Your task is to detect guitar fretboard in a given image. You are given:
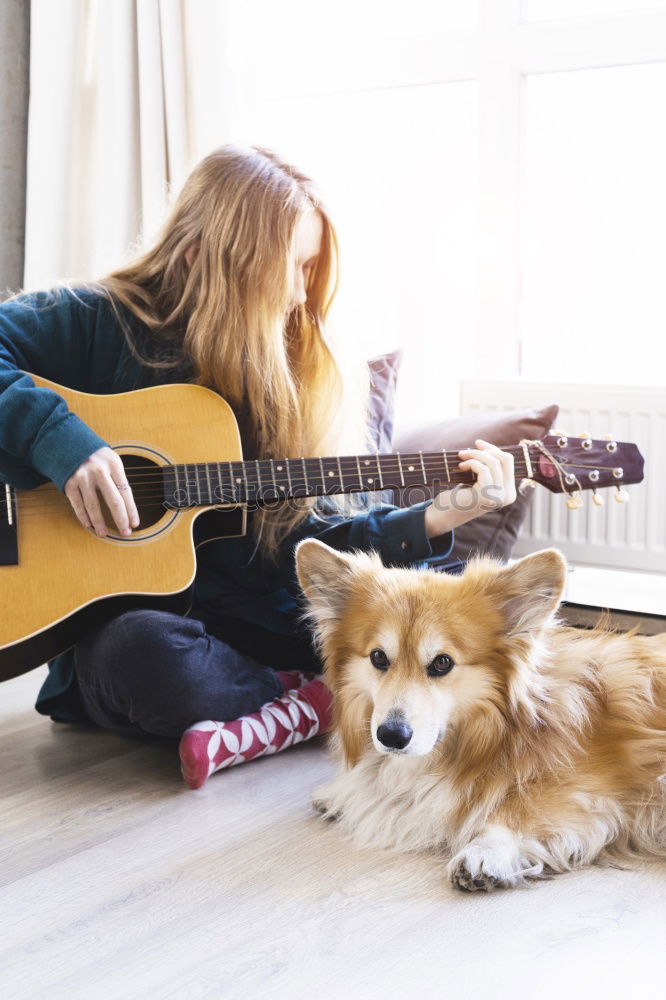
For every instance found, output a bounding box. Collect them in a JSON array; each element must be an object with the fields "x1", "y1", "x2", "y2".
[{"x1": 161, "y1": 450, "x2": 481, "y2": 509}]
